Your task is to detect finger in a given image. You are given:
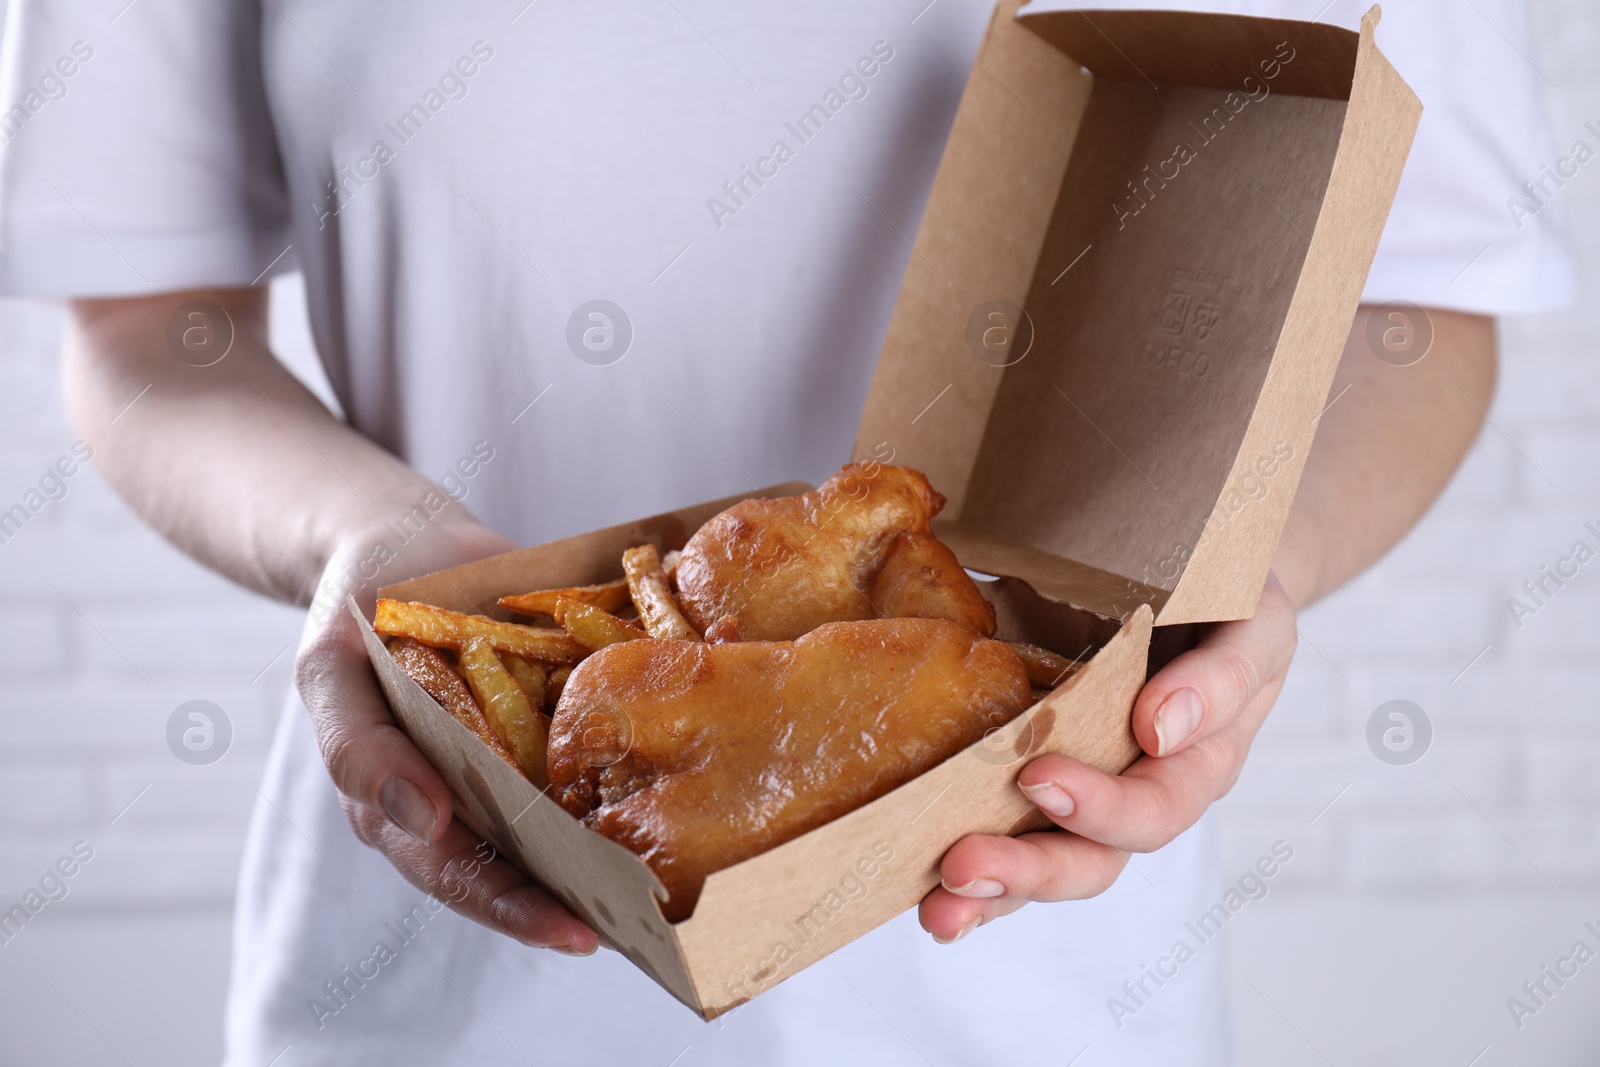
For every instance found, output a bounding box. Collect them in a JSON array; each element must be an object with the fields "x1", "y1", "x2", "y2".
[
  {"x1": 351, "y1": 801, "x2": 599, "y2": 953},
  {"x1": 942, "y1": 830, "x2": 1129, "y2": 903},
  {"x1": 919, "y1": 831, "x2": 1129, "y2": 941},
  {"x1": 299, "y1": 608, "x2": 455, "y2": 844},
  {"x1": 917, "y1": 891, "x2": 1029, "y2": 945},
  {"x1": 1132, "y1": 573, "x2": 1297, "y2": 758}
]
